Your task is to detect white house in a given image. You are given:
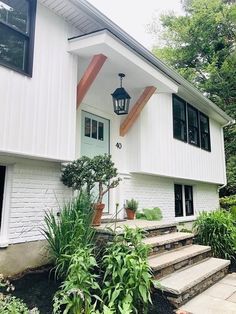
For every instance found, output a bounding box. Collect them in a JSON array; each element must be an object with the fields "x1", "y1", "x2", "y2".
[{"x1": 0, "y1": 0, "x2": 233, "y2": 275}]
